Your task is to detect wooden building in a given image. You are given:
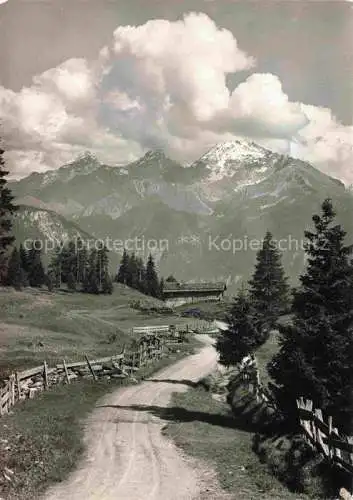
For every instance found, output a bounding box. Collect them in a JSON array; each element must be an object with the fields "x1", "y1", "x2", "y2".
[{"x1": 162, "y1": 281, "x2": 227, "y2": 307}]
